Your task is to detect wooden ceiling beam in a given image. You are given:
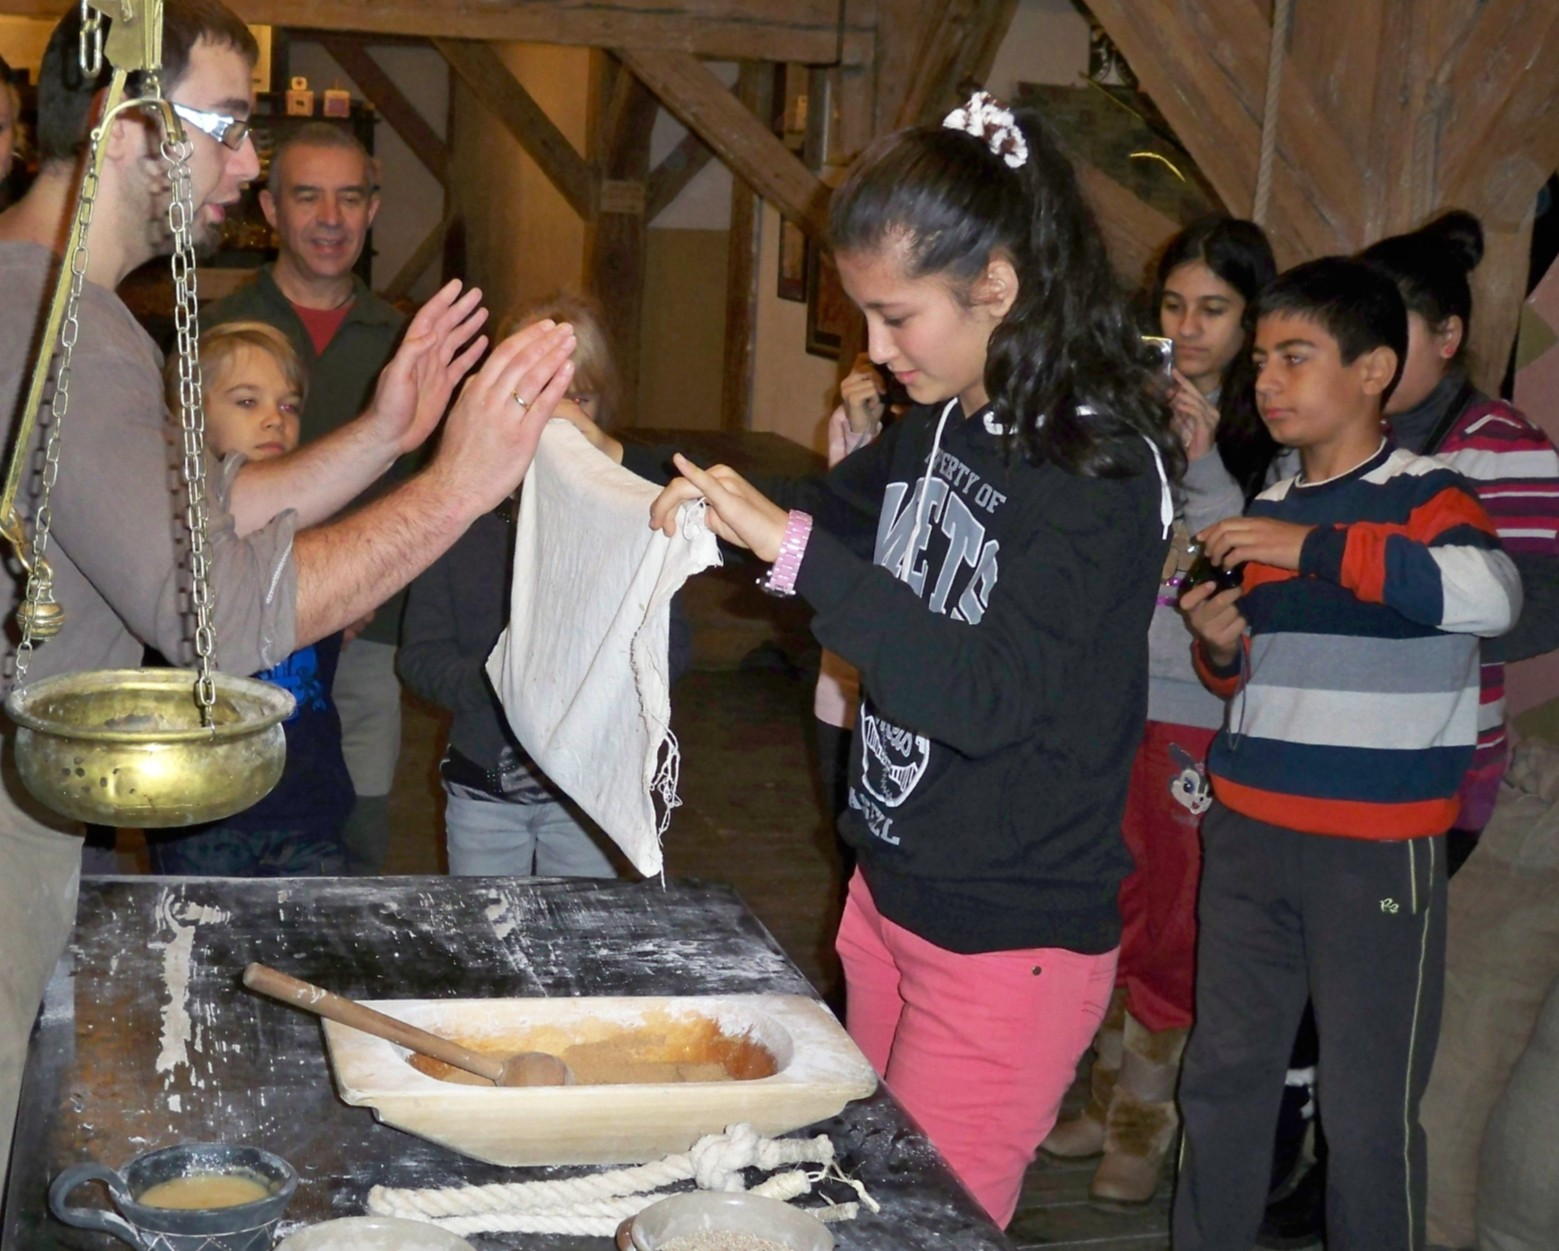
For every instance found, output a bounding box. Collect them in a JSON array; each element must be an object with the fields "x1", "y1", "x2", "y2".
[
  {"x1": 1088, "y1": 0, "x2": 1362, "y2": 261},
  {"x1": 721, "y1": 62, "x2": 774, "y2": 433},
  {"x1": 311, "y1": 34, "x2": 449, "y2": 187},
  {"x1": 1074, "y1": 161, "x2": 1179, "y2": 289},
  {"x1": 618, "y1": 48, "x2": 830, "y2": 240},
  {"x1": 434, "y1": 38, "x2": 598, "y2": 222},
  {"x1": 1436, "y1": 0, "x2": 1559, "y2": 228},
  {"x1": 646, "y1": 130, "x2": 716, "y2": 223},
  {"x1": 869, "y1": 0, "x2": 933, "y2": 135},
  {"x1": 382, "y1": 210, "x2": 453, "y2": 302},
  {"x1": 1351, "y1": 0, "x2": 1434, "y2": 237},
  {"x1": 892, "y1": 0, "x2": 1020, "y2": 128},
  {"x1": 182, "y1": 0, "x2": 862, "y2": 65},
  {"x1": 587, "y1": 63, "x2": 657, "y2": 426}
]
